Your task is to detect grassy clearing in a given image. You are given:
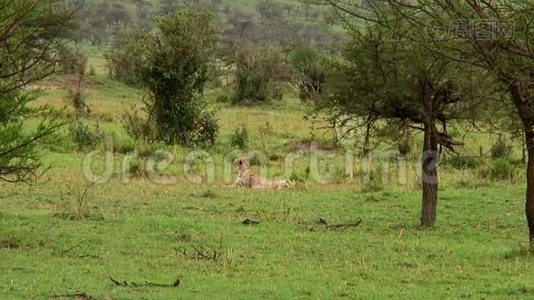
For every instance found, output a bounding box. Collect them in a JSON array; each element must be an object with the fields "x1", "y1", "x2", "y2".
[{"x1": 0, "y1": 175, "x2": 532, "y2": 298}]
